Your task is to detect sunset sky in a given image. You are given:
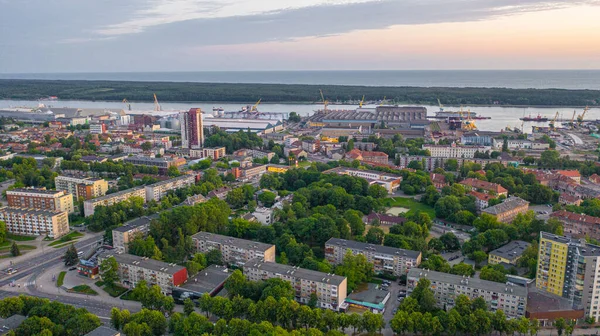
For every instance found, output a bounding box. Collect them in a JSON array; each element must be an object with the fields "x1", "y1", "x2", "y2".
[{"x1": 1, "y1": 0, "x2": 599, "y2": 72}]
